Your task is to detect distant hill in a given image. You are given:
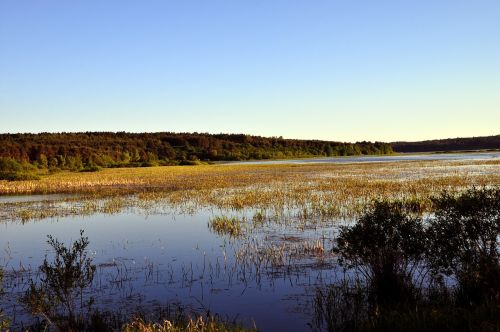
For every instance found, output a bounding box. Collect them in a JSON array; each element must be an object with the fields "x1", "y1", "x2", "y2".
[
  {"x1": 0, "y1": 132, "x2": 392, "y2": 171},
  {"x1": 392, "y1": 135, "x2": 500, "y2": 153}
]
